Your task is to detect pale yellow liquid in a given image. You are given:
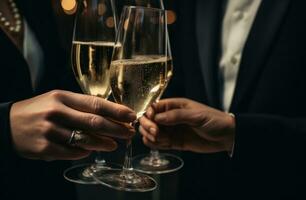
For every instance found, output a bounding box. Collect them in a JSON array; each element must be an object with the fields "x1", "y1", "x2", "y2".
[
  {"x1": 72, "y1": 41, "x2": 114, "y2": 98},
  {"x1": 110, "y1": 56, "x2": 171, "y2": 118}
]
